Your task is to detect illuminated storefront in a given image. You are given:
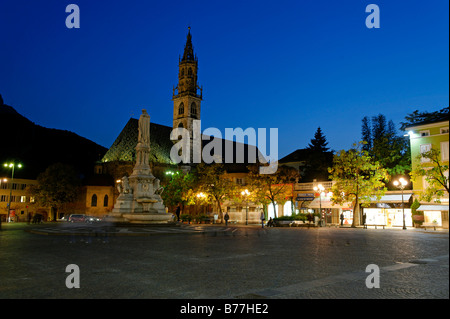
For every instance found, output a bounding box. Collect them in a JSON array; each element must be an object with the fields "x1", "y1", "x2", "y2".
[
  {"x1": 362, "y1": 193, "x2": 413, "y2": 228},
  {"x1": 416, "y1": 204, "x2": 449, "y2": 228}
]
